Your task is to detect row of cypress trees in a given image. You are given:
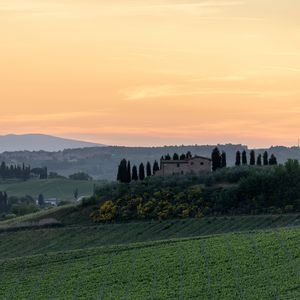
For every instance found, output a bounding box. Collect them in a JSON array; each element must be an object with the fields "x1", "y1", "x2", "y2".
[
  {"x1": 0, "y1": 162, "x2": 31, "y2": 180},
  {"x1": 235, "y1": 150, "x2": 277, "y2": 166},
  {"x1": 117, "y1": 159, "x2": 160, "y2": 183},
  {"x1": 212, "y1": 148, "x2": 278, "y2": 171}
]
